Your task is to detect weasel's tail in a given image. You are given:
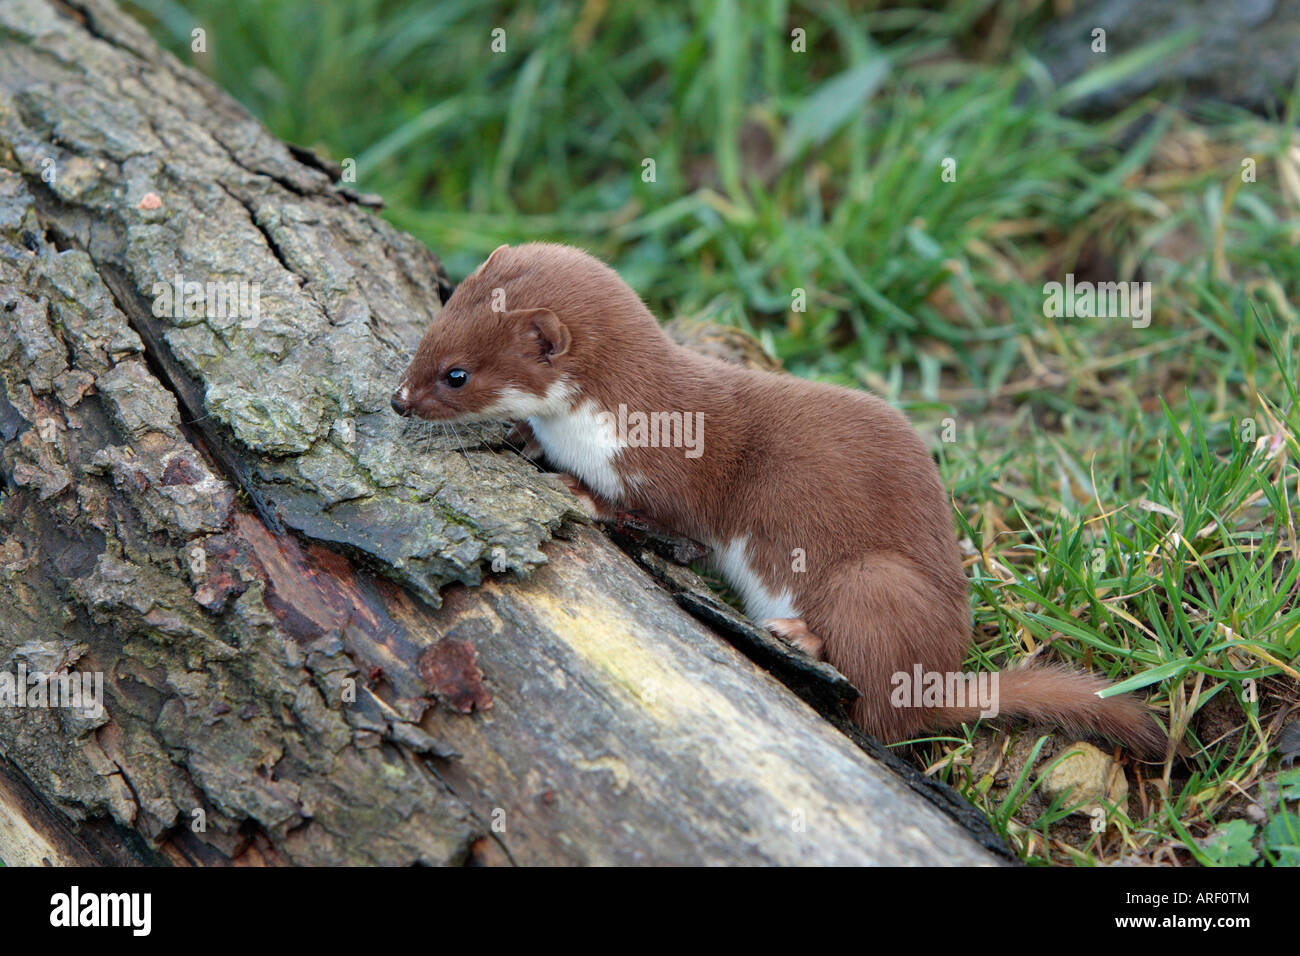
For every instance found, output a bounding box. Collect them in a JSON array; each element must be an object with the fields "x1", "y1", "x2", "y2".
[{"x1": 934, "y1": 665, "x2": 1167, "y2": 758}]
